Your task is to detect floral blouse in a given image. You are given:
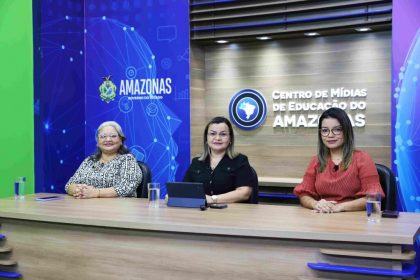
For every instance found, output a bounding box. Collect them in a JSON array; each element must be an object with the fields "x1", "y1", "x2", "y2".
[{"x1": 65, "y1": 154, "x2": 142, "y2": 197}]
